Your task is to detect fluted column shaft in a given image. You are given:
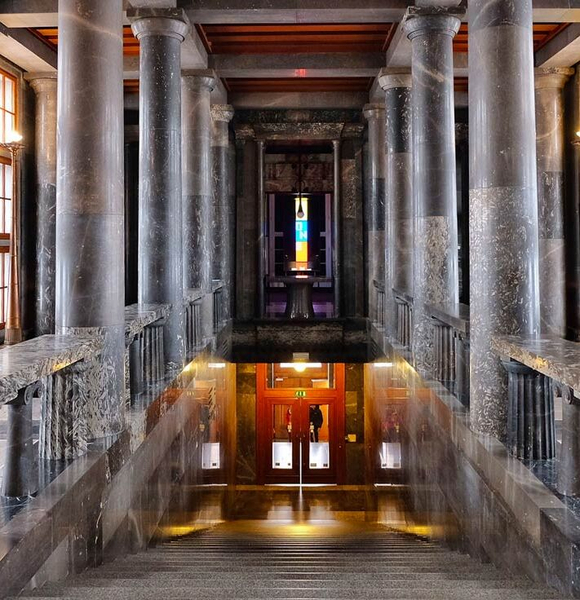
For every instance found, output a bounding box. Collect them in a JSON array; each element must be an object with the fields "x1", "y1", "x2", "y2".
[
  {"x1": 535, "y1": 67, "x2": 574, "y2": 337},
  {"x1": 403, "y1": 7, "x2": 461, "y2": 373},
  {"x1": 211, "y1": 104, "x2": 235, "y2": 320},
  {"x1": 363, "y1": 103, "x2": 386, "y2": 324},
  {"x1": 130, "y1": 9, "x2": 189, "y2": 369},
  {"x1": 56, "y1": 0, "x2": 125, "y2": 437},
  {"x1": 469, "y1": 0, "x2": 540, "y2": 437},
  {"x1": 28, "y1": 74, "x2": 57, "y2": 336},
  {"x1": 182, "y1": 71, "x2": 216, "y2": 344},
  {"x1": 379, "y1": 69, "x2": 413, "y2": 338}
]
